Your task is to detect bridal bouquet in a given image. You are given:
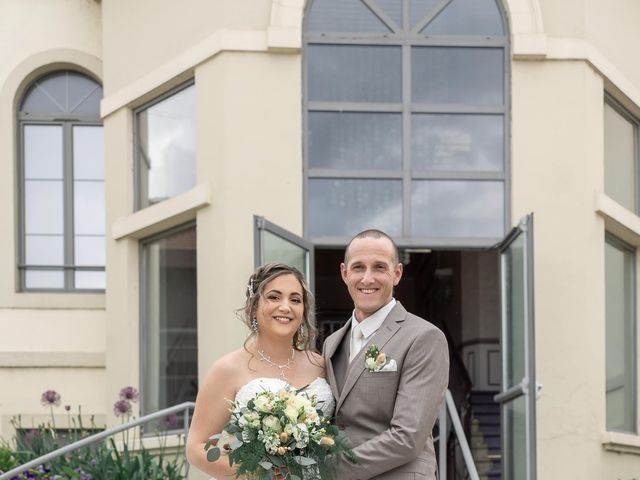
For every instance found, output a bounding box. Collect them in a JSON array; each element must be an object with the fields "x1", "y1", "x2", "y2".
[{"x1": 205, "y1": 386, "x2": 354, "y2": 480}]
